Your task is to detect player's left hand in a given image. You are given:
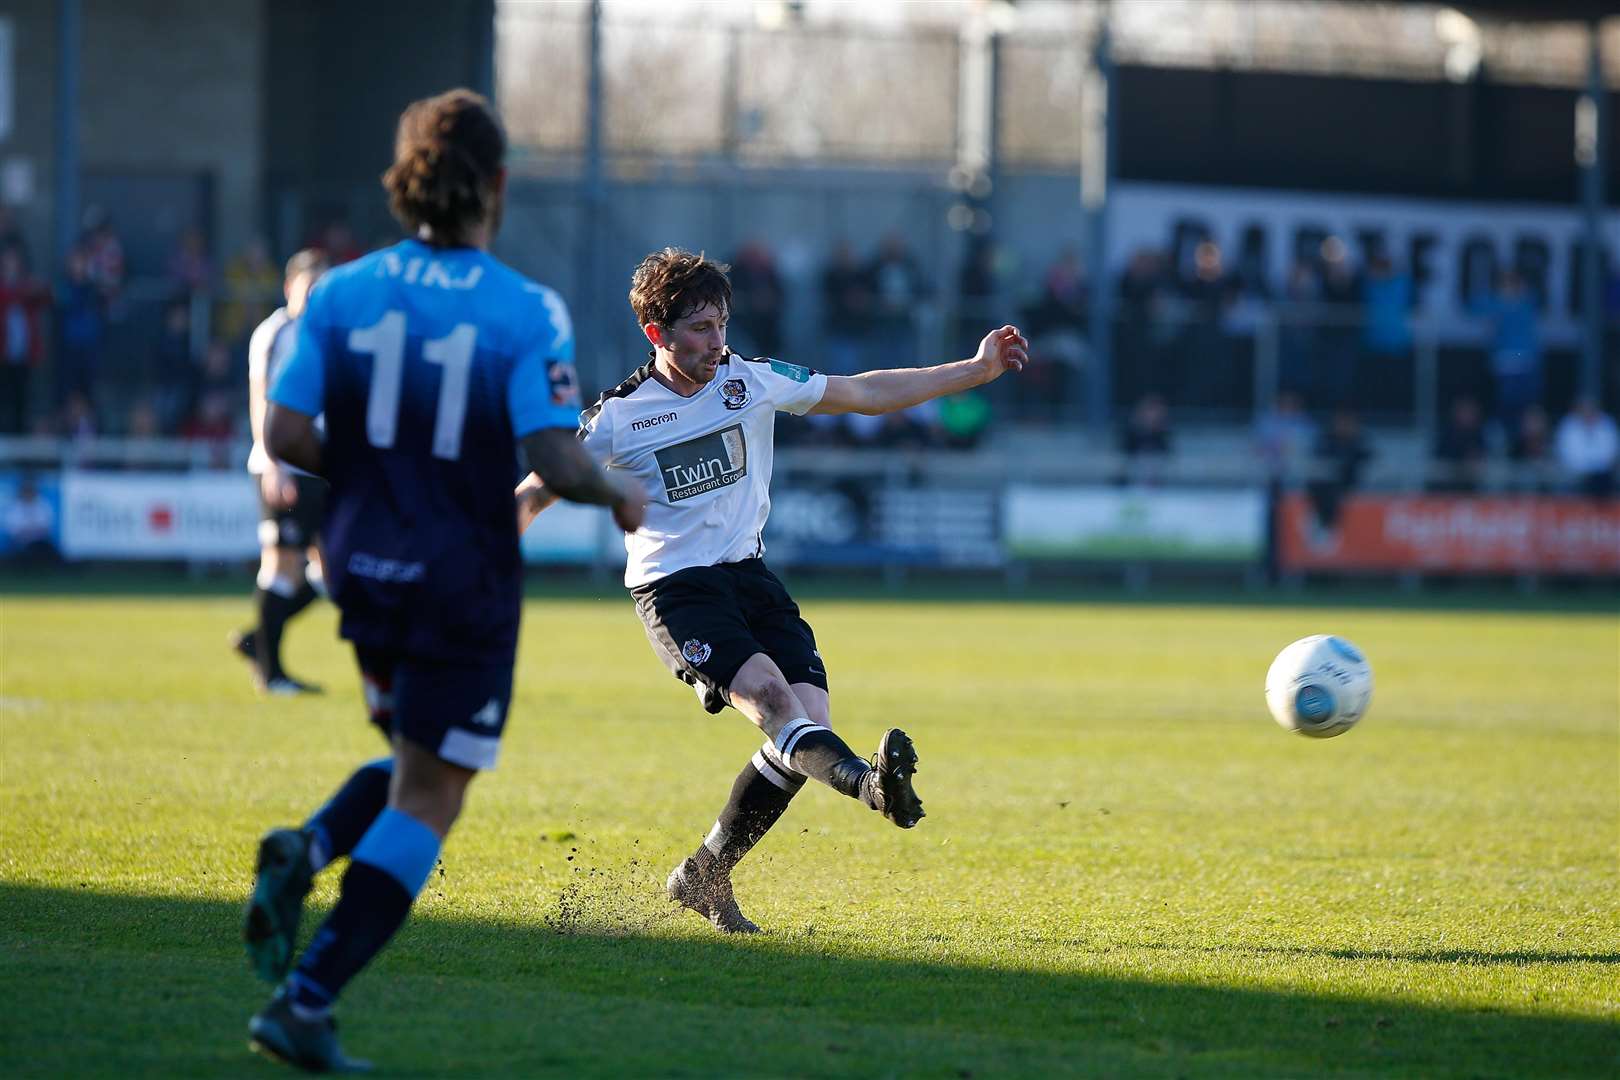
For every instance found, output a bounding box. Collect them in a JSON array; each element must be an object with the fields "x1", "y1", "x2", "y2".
[{"x1": 973, "y1": 325, "x2": 1029, "y2": 382}]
